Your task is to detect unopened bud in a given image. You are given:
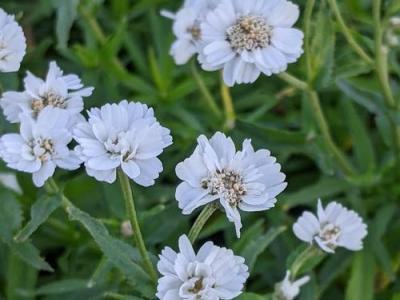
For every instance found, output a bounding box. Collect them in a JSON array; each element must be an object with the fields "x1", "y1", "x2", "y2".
[{"x1": 120, "y1": 220, "x2": 133, "y2": 237}]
